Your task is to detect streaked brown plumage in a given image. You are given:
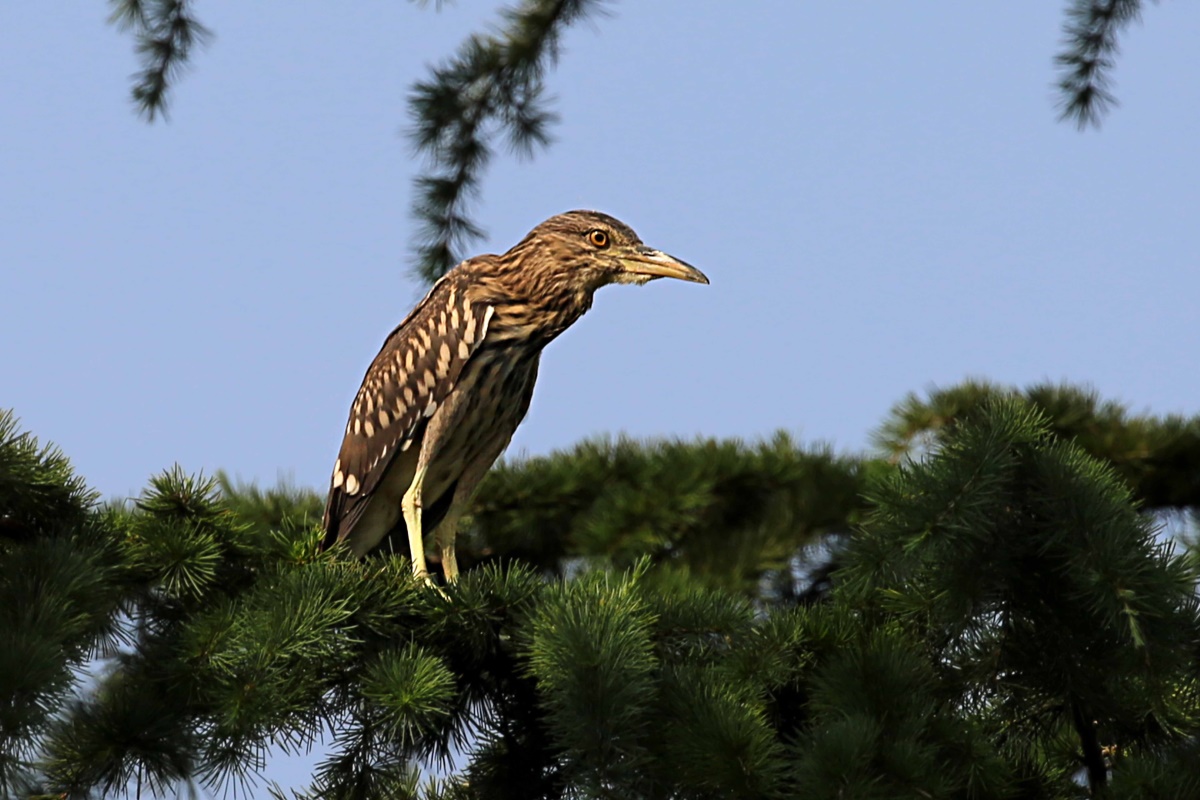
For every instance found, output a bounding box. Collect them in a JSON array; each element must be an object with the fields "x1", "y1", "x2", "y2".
[{"x1": 322, "y1": 210, "x2": 709, "y2": 582}]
